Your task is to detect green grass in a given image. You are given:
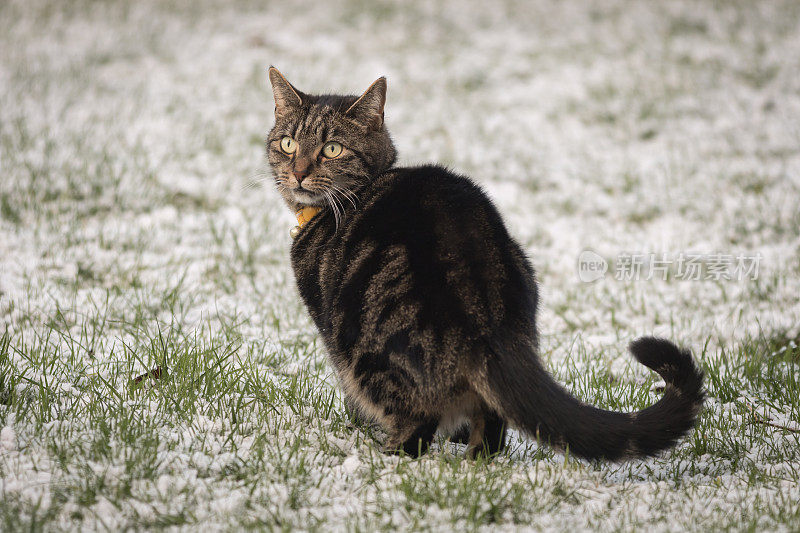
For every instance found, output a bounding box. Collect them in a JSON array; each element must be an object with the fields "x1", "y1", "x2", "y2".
[
  {"x1": 2, "y1": 315, "x2": 799, "y2": 530},
  {"x1": 0, "y1": 313, "x2": 346, "y2": 530}
]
